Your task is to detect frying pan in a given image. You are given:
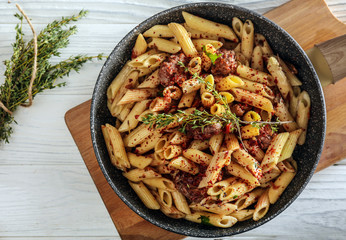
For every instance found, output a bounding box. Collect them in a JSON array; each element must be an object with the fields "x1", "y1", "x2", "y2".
[{"x1": 90, "y1": 2, "x2": 326, "y2": 237}]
